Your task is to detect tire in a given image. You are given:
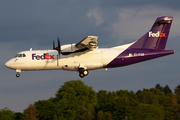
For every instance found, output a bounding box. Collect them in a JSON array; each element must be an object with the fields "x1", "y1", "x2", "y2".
[
  {"x1": 79, "y1": 73, "x2": 84, "y2": 78},
  {"x1": 83, "y1": 70, "x2": 89, "y2": 76},
  {"x1": 16, "y1": 74, "x2": 20, "y2": 77}
]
